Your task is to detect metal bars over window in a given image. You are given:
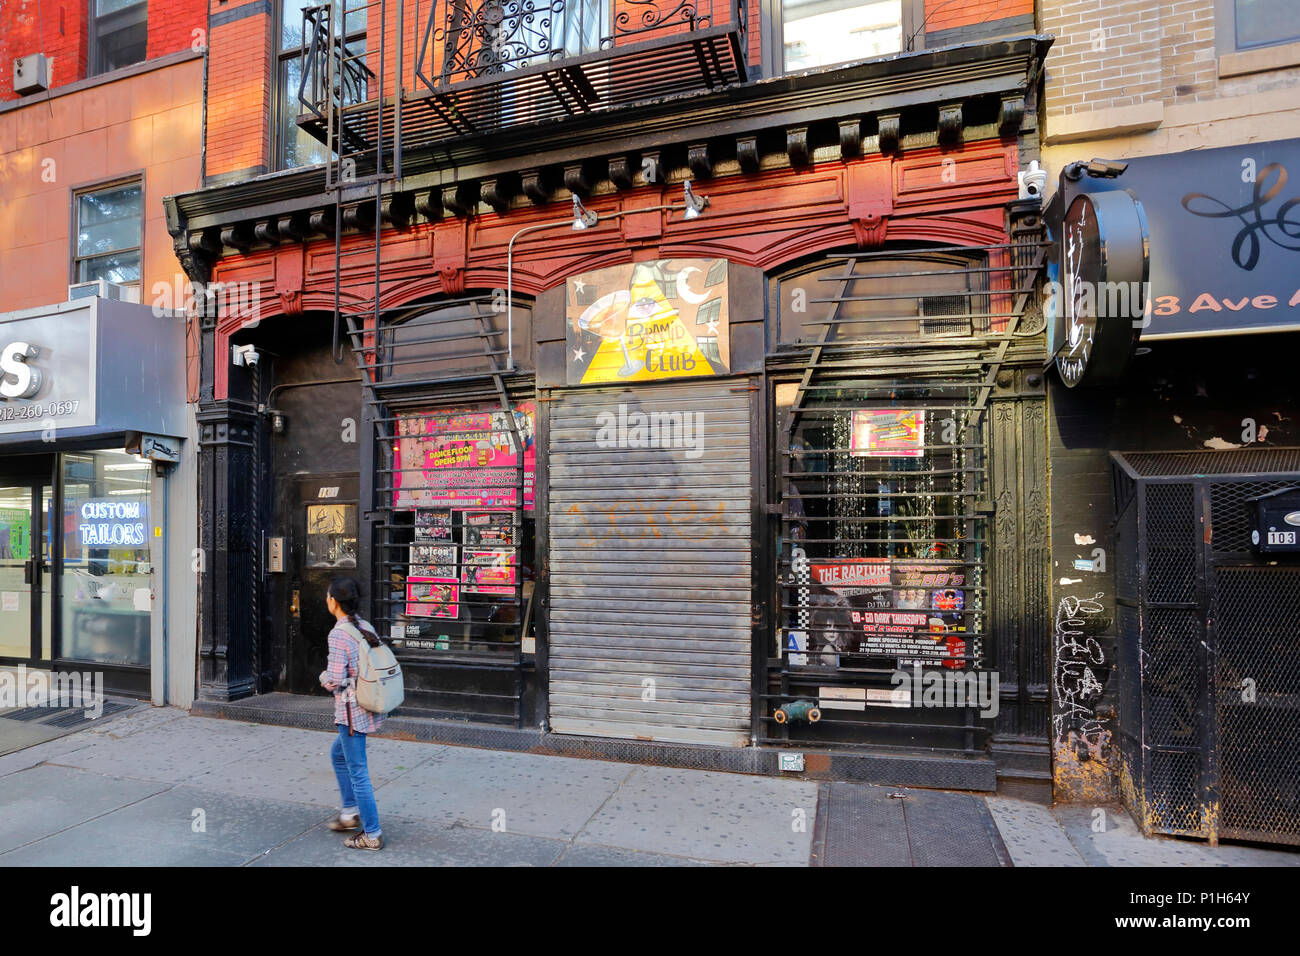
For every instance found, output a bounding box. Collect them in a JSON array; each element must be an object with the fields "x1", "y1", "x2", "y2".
[
  {"x1": 341, "y1": 293, "x2": 536, "y2": 724},
  {"x1": 764, "y1": 241, "x2": 1046, "y2": 752}
]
